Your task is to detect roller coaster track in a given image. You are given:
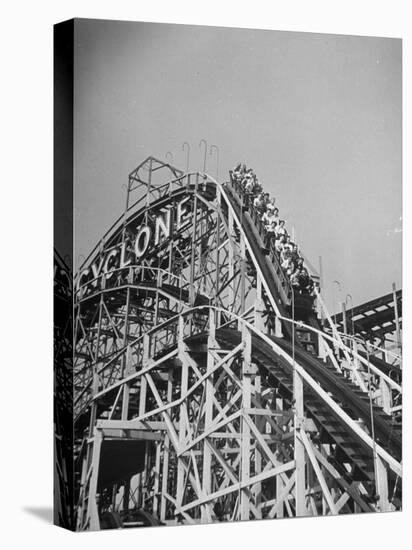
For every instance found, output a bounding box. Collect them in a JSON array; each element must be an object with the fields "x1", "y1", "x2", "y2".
[{"x1": 72, "y1": 157, "x2": 402, "y2": 530}]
